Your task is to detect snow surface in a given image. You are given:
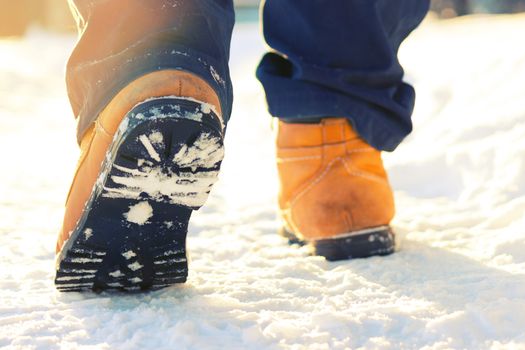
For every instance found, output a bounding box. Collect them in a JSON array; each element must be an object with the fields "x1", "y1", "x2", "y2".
[{"x1": 1, "y1": 16, "x2": 525, "y2": 349}]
